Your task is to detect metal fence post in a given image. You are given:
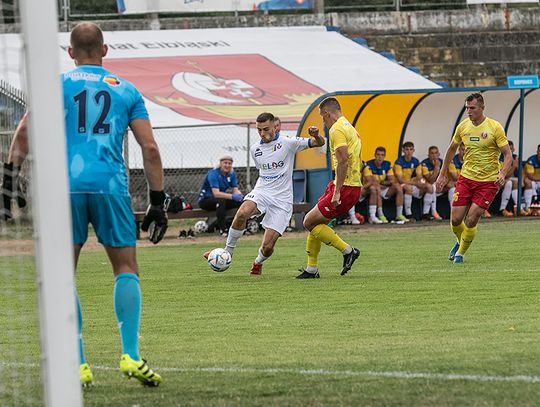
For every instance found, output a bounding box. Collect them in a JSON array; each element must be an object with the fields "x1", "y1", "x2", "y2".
[{"x1": 246, "y1": 122, "x2": 251, "y2": 190}]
